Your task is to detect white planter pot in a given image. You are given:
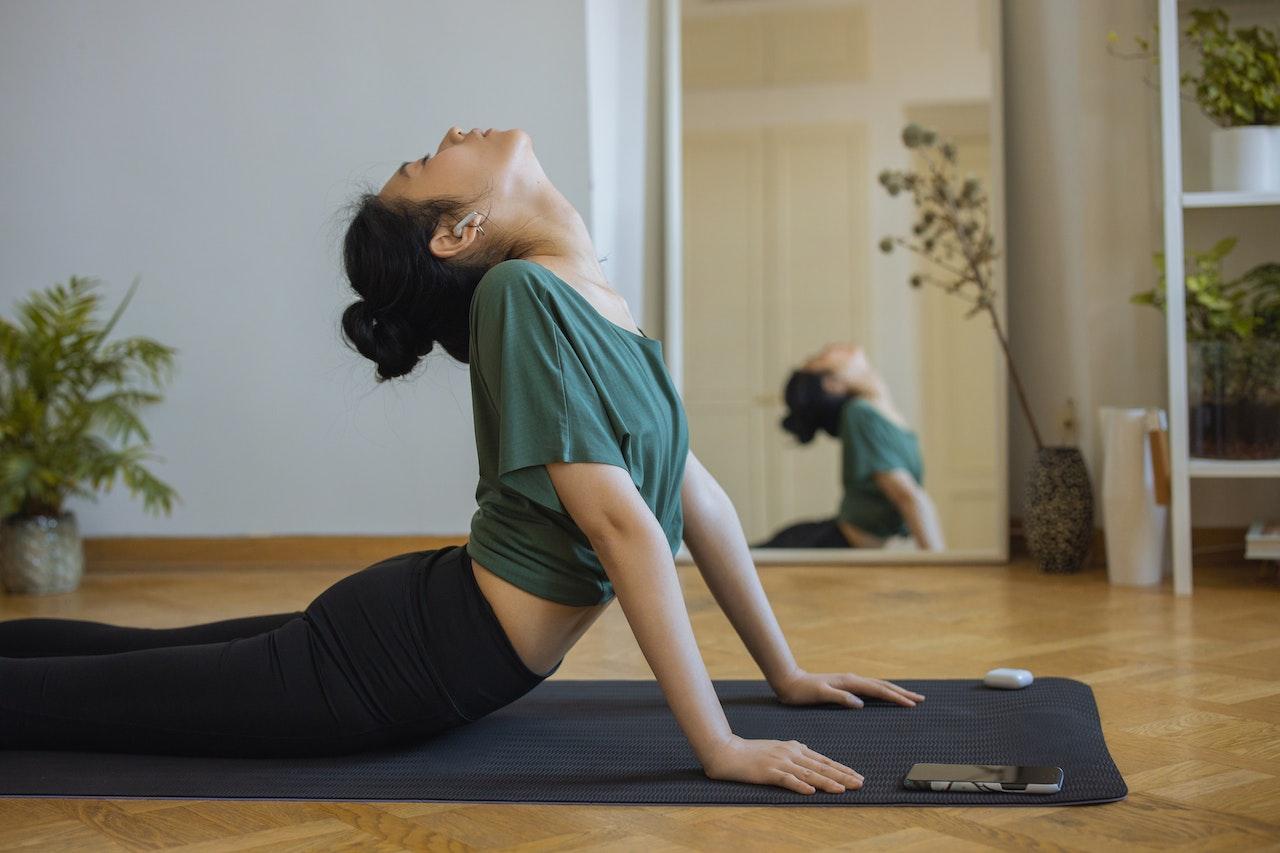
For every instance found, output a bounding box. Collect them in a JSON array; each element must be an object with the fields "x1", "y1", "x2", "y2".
[
  {"x1": 1098, "y1": 407, "x2": 1168, "y2": 587},
  {"x1": 1210, "y1": 125, "x2": 1280, "y2": 192}
]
